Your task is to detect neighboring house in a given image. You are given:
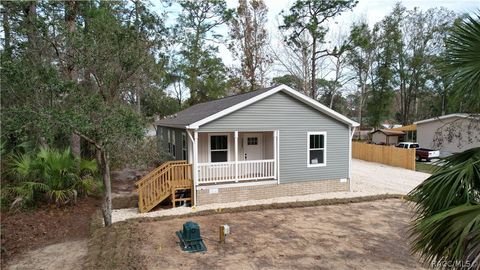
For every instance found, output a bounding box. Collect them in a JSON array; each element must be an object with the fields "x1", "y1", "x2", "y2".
[
  {"x1": 148, "y1": 84, "x2": 359, "y2": 209},
  {"x1": 389, "y1": 124, "x2": 417, "y2": 142},
  {"x1": 370, "y1": 129, "x2": 405, "y2": 145},
  {"x1": 414, "y1": 114, "x2": 480, "y2": 157},
  {"x1": 353, "y1": 129, "x2": 373, "y2": 140}
]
